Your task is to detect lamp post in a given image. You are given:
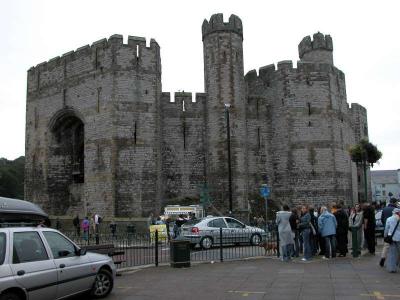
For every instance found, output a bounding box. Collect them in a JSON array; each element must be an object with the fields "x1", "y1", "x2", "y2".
[{"x1": 225, "y1": 104, "x2": 233, "y2": 215}]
